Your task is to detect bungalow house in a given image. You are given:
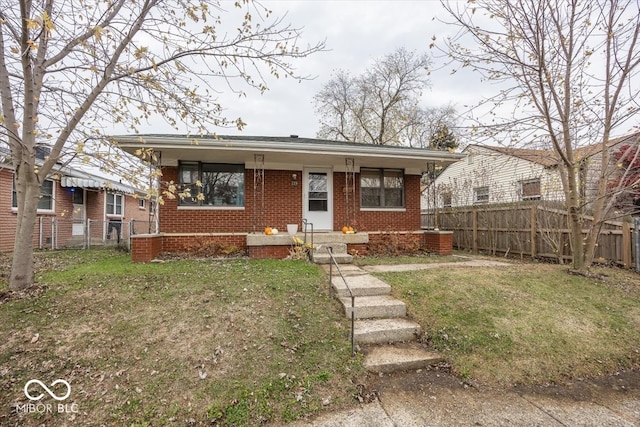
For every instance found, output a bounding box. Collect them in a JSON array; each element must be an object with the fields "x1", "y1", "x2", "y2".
[
  {"x1": 114, "y1": 135, "x2": 464, "y2": 261},
  {"x1": 0, "y1": 146, "x2": 152, "y2": 252},
  {"x1": 425, "y1": 132, "x2": 640, "y2": 210}
]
